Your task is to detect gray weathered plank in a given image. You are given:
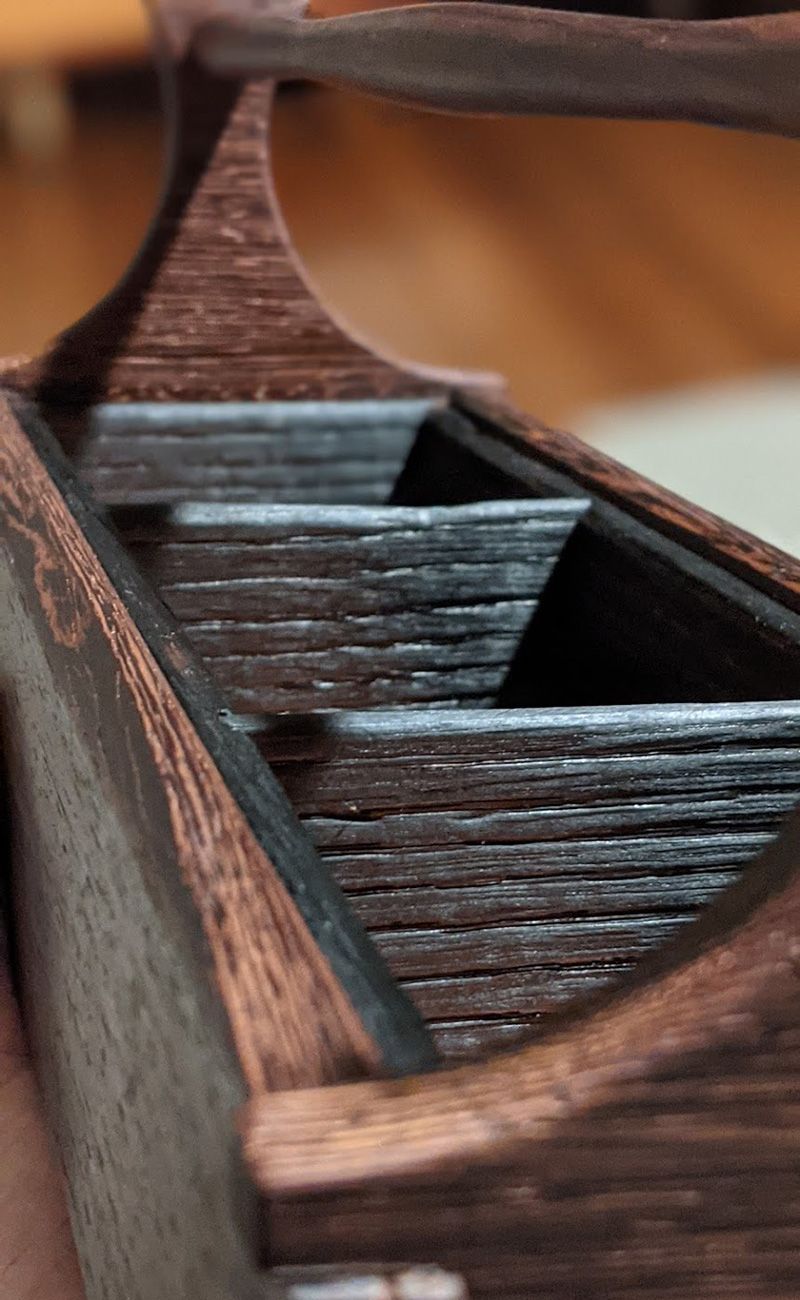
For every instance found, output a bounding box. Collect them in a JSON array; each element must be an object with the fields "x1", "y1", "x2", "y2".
[
  {"x1": 120, "y1": 498, "x2": 587, "y2": 712},
  {"x1": 246, "y1": 701, "x2": 800, "y2": 1059},
  {"x1": 74, "y1": 400, "x2": 434, "y2": 505}
]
